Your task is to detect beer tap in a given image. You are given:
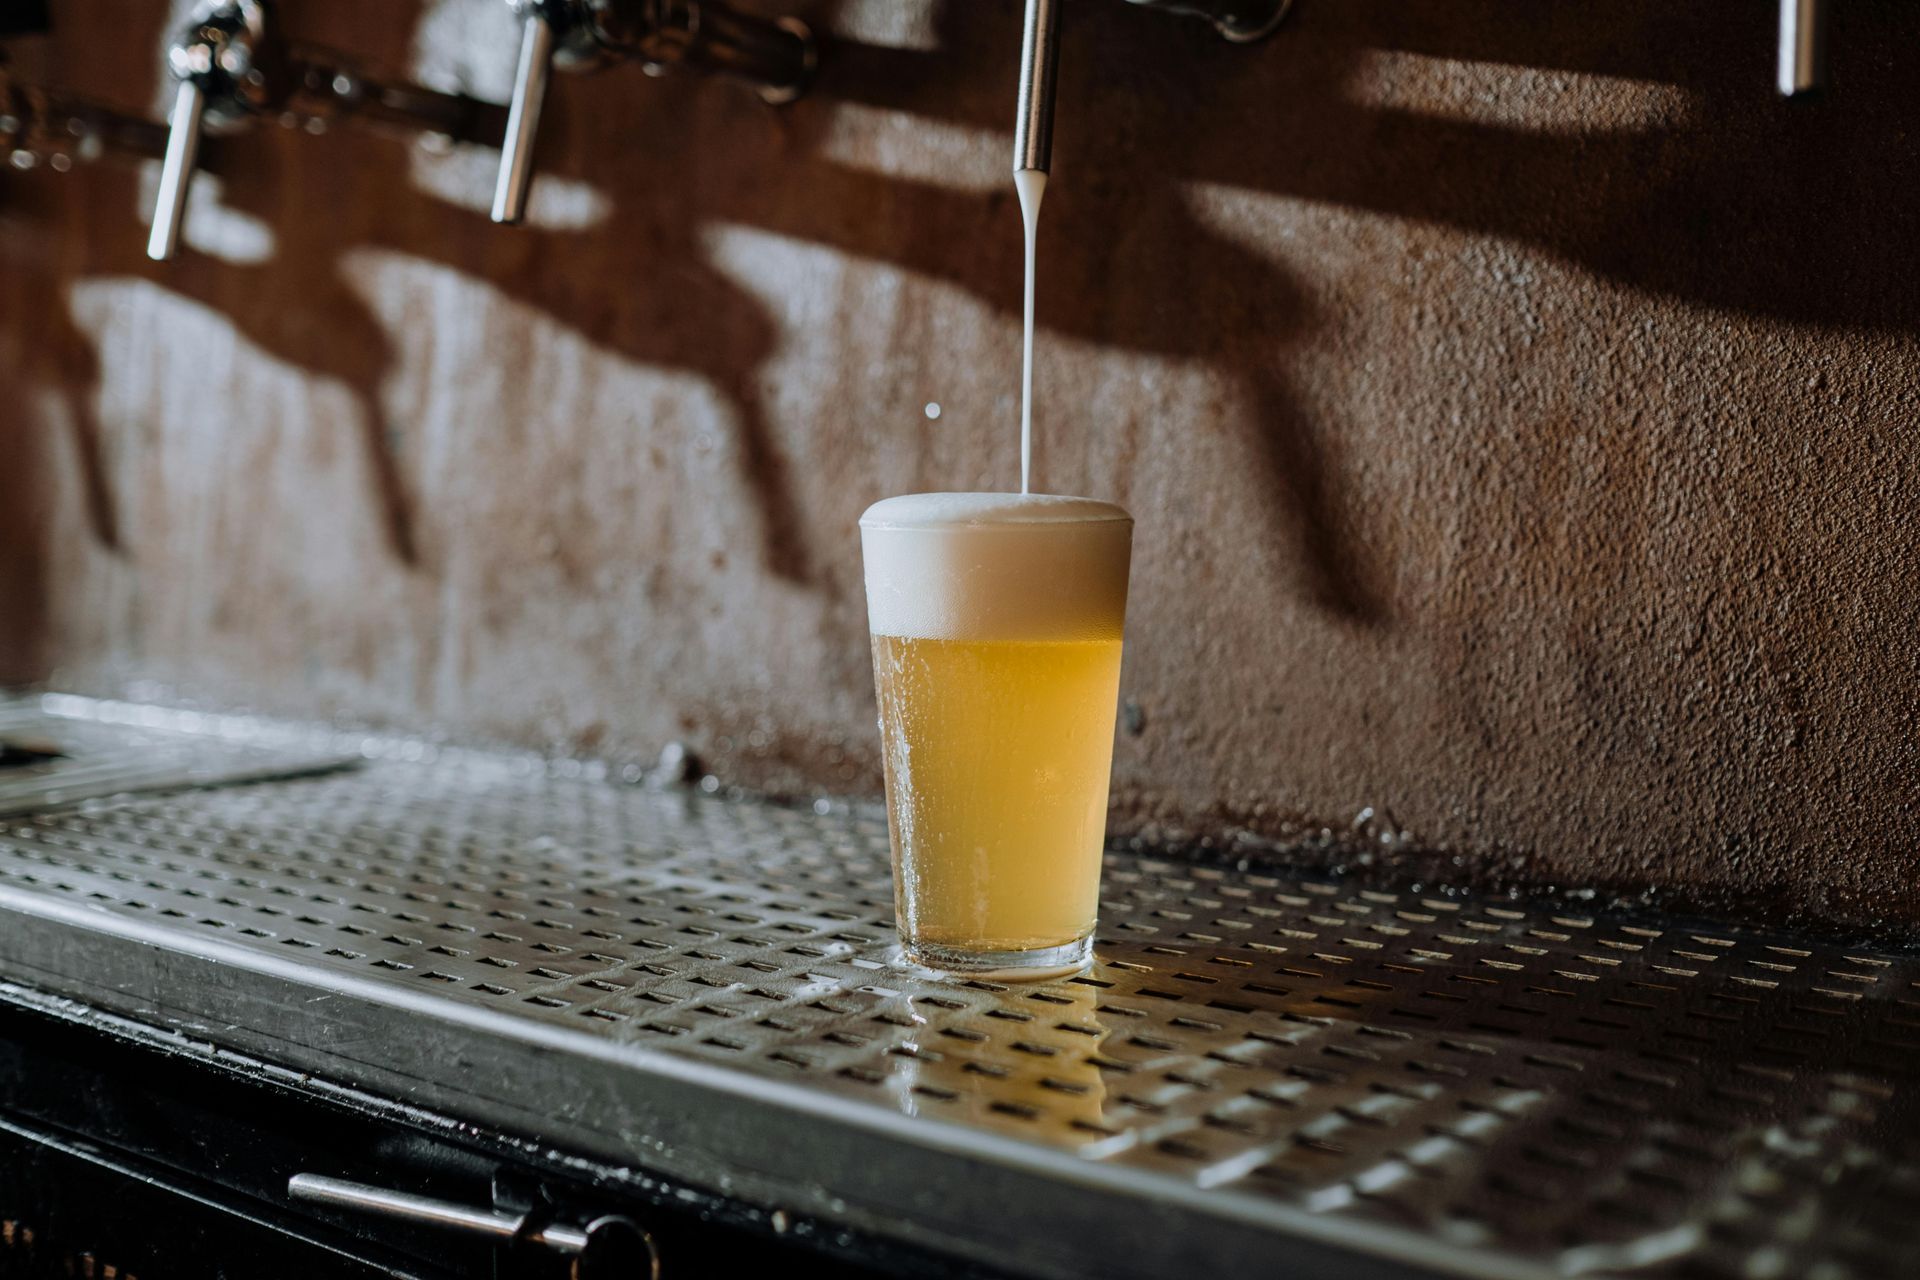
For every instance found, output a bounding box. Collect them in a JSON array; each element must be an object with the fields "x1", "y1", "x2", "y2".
[
  {"x1": 1017, "y1": 0, "x2": 1290, "y2": 182},
  {"x1": 1777, "y1": 0, "x2": 1827, "y2": 97},
  {"x1": 1022, "y1": 0, "x2": 1291, "y2": 157},
  {"x1": 490, "y1": 0, "x2": 815, "y2": 225},
  {"x1": 147, "y1": 0, "x2": 506, "y2": 261}
]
